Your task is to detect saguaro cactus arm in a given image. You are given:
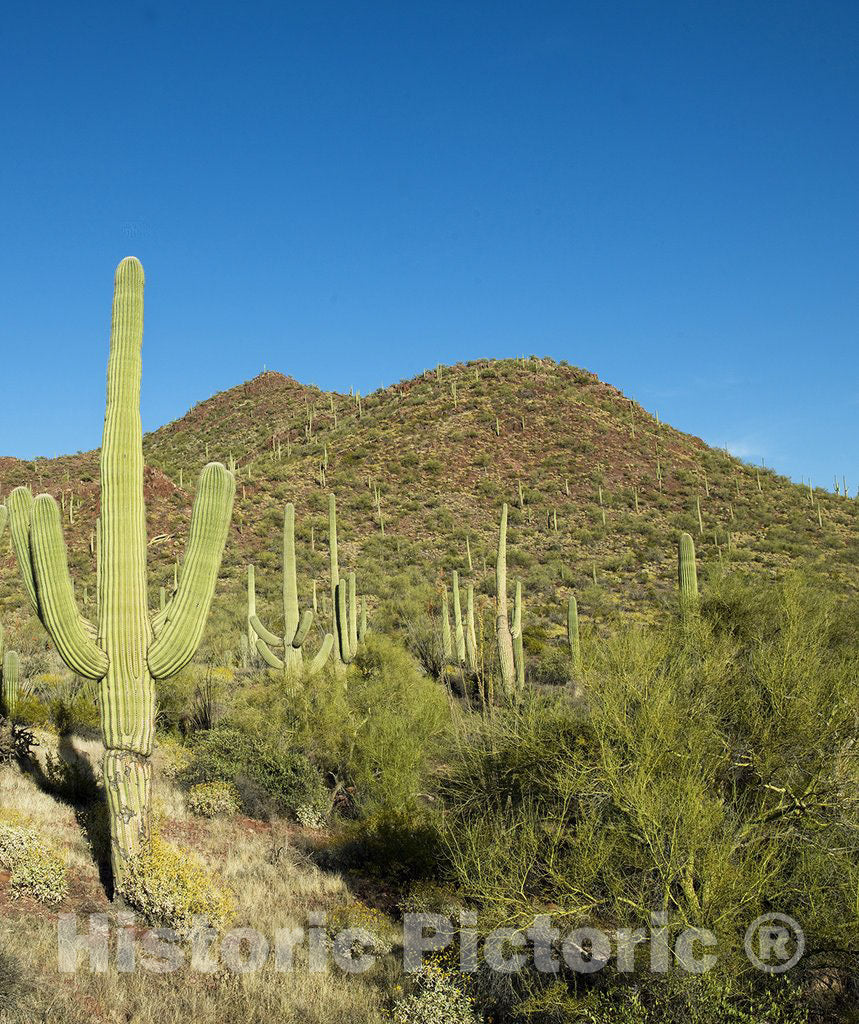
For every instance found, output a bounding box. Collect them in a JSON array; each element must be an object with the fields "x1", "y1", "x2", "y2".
[
  {"x1": 335, "y1": 579, "x2": 357, "y2": 664},
  {"x1": 249, "y1": 614, "x2": 283, "y2": 648},
  {"x1": 309, "y1": 633, "x2": 335, "y2": 674},
  {"x1": 256, "y1": 638, "x2": 286, "y2": 671},
  {"x1": 30, "y1": 495, "x2": 109, "y2": 679},
  {"x1": 452, "y1": 571, "x2": 466, "y2": 665},
  {"x1": 148, "y1": 464, "x2": 235, "y2": 678},
  {"x1": 512, "y1": 579, "x2": 525, "y2": 689},
  {"x1": 7, "y1": 487, "x2": 40, "y2": 614},
  {"x1": 292, "y1": 610, "x2": 313, "y2": 649}
]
